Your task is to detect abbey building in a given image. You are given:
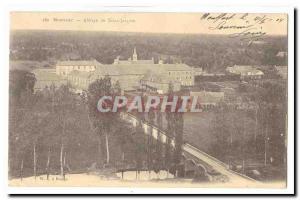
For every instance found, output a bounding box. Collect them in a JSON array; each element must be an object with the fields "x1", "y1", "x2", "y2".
[{"x1": 33, "y1": 48, "x2": 198, "y2": 94}]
